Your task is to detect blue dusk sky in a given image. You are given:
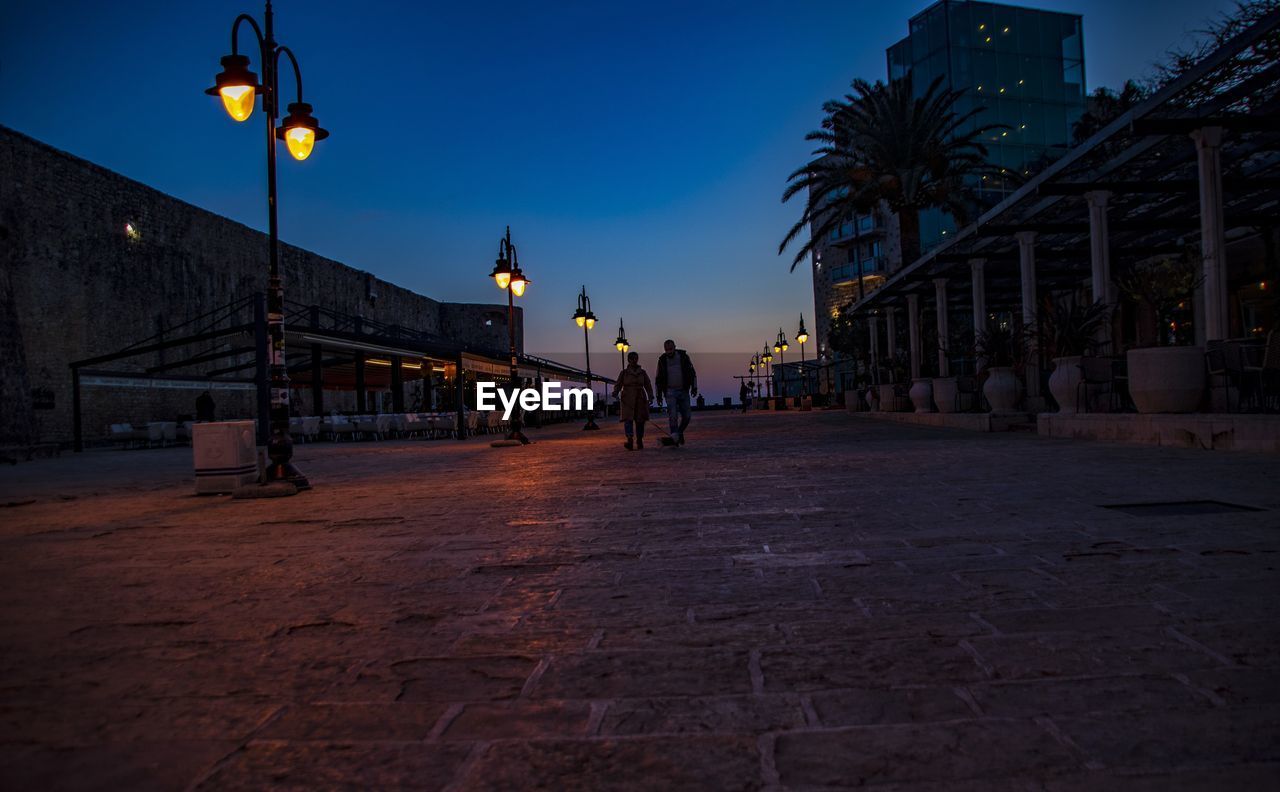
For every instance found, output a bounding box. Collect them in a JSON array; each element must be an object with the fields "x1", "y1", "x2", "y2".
[{"x1": 1, "y1": 0, "x2": 1234, "y2": 398}]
